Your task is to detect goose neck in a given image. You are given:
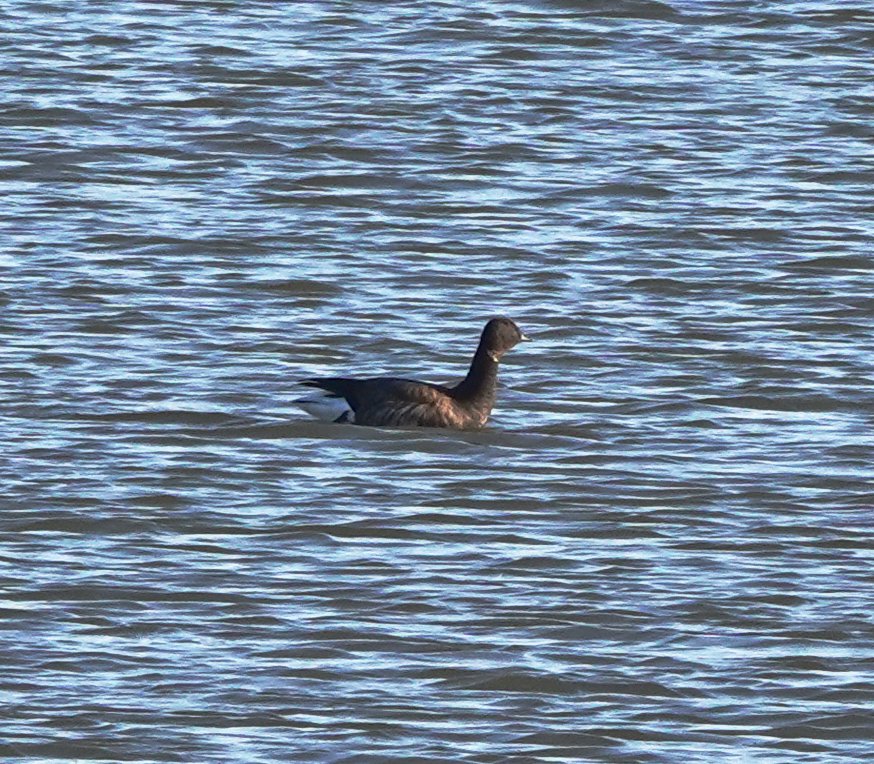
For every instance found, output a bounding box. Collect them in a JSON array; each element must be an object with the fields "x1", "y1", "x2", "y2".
[{"x1": 454, "y1": 344, "x2": 498, "y2": 401}]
